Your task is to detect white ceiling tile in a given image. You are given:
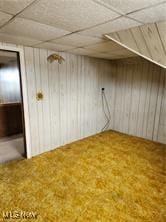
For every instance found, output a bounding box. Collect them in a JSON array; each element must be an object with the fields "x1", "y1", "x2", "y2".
[
  {"x1": 67, "y1": 47, "x2": 95, "y2": 56},
  {"x1": 0, "y1": 32, "x2": 41, "y2": 46},
  {"x1": 92, "y1": 53, "x2": 118, "y2": 59},
  {"x1": 79, "y1": 16, "x2": 141, "y2": 37},
  {"x1": 0, "y1": 11, "x2": 12, "y2": 27},
  {"x1": 85, "y1": 40, "x2": 128, "y2": 52},
  {"x1": 52, "y1": 33, "x2": 104, "y2": 47},
  {"x1": 0, "y1": 17, "x2": 70, "y2": 41},
  {"x1": 94, "y1": 0, "x2": 165, "y2": 14},
  {"x1": 90, "y1": 45, "x2": 136, "y2": 59},
  {"x1": 89, "y1": 51, "x2": 135, "y2": 60},
  {"x1": 129, "y1": 3, "x2": 166, "y2": 23},
  {"x1": 0, "y1": 0, "x2": 34, "y2": 15},
  {"x1": 106, "y1": 48, "x2": 135, "y2": 56},
  {"x1": 107, "y1": 54, "x2": 135, "y2": 59},
  {"x1": 35, "y1": 42, "x2": 74, "y2": 51},
  {"x1": 19, "y1": 0, "x2": 120, "y2": 32},
  {"x1": 89, "y1": 53, "x2": 111, "y2": 59}
]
